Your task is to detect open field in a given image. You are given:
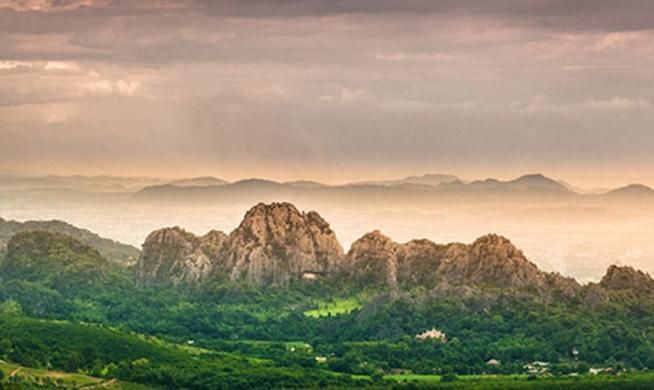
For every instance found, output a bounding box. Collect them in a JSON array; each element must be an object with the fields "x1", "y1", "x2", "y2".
[
  {"x1": 304, "y1": 297, "x2": 363, "y2": 318},
  {"x1": 0, "y1": 360, "x2": 153, "y2": 389}
]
